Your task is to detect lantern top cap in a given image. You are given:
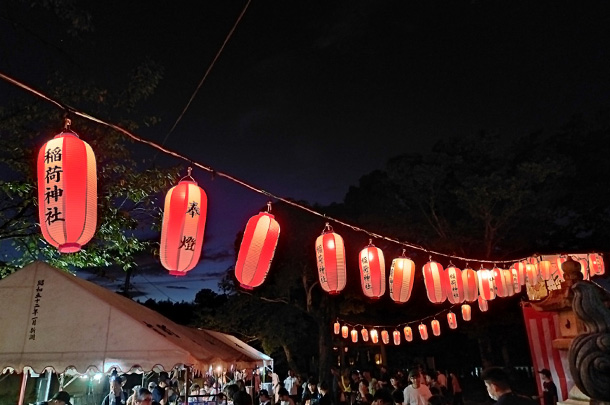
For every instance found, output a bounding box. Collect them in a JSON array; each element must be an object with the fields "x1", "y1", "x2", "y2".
[{"x1": 321, "y1": 222, "x2": 334, "y2": 234}]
